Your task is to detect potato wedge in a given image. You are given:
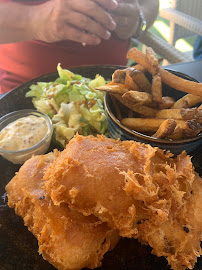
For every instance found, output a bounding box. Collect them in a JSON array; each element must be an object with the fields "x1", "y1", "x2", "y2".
[
  {"x1": 155, "y1": 108, "x2": 202, "y2": 121},
  {"x1": 107, "y1": 47, "x2": 202, "y2": 141},
  {"x1": 127, "y1": 47, "x2": 202, "y2": 96},
  {"x1": 96, "y1": 85, "x2": 128, "y2": 95},
  {"x1": 125, "y1": 74, "x2": 141, "y2": 91},
  {"x1": 112, "y1": 69, "x2": 126, "y2": 84},
  {"x1": 183, "y1": 120, "x2": 202, "y2": 137},
  {"x1": 127, "y1": 47, "x2": 154, "y2": 74},
  {"x1": 122, "y1": 90, "x2": 153, "y2": 106},
  {"x1": 114, "y1": 94, "x2": 157, "y2": 117},
  {"x1": 160, "y1": 68, "x2": 202, "y2": 97},
  {"x1": 121, "y1": 118, "x2": 165, "y2": 133},
  {"x1": 171, "y1": 94, "x2": 202, "y2": 109},
  {"x1": 131, "y1": 105, "x2": 158, "y2": 117},
  {"x1": 131, "y1": 64, "x2": 147, "y2": 73},
  {"x1": 112, "y1": 67, "x2": 144, "y2": 92},
  {"x1": 158, "y1": 96, "x2": 175, "y2": 109},
  {"x1": 146, "y1": 47, "x2": 159, "y2": 75},
  {"x1": 152, "y1": 73, "x2": 162, "y2": 103},
  {"x1": 132, "y1": 58, "x2": 163, "y2": 73},
  {"x1": 121, "y1": 118, "x2": 201, "y2": 139},
  {"x1": 152, "y1": 119, "x2": 176, "y2": 139},
  {"x1": 129, "y1": 70, "x2": 151, "y2": 93},
  {"x1": 167, "y1": 119, "x2": 202, "y2": 140}
]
